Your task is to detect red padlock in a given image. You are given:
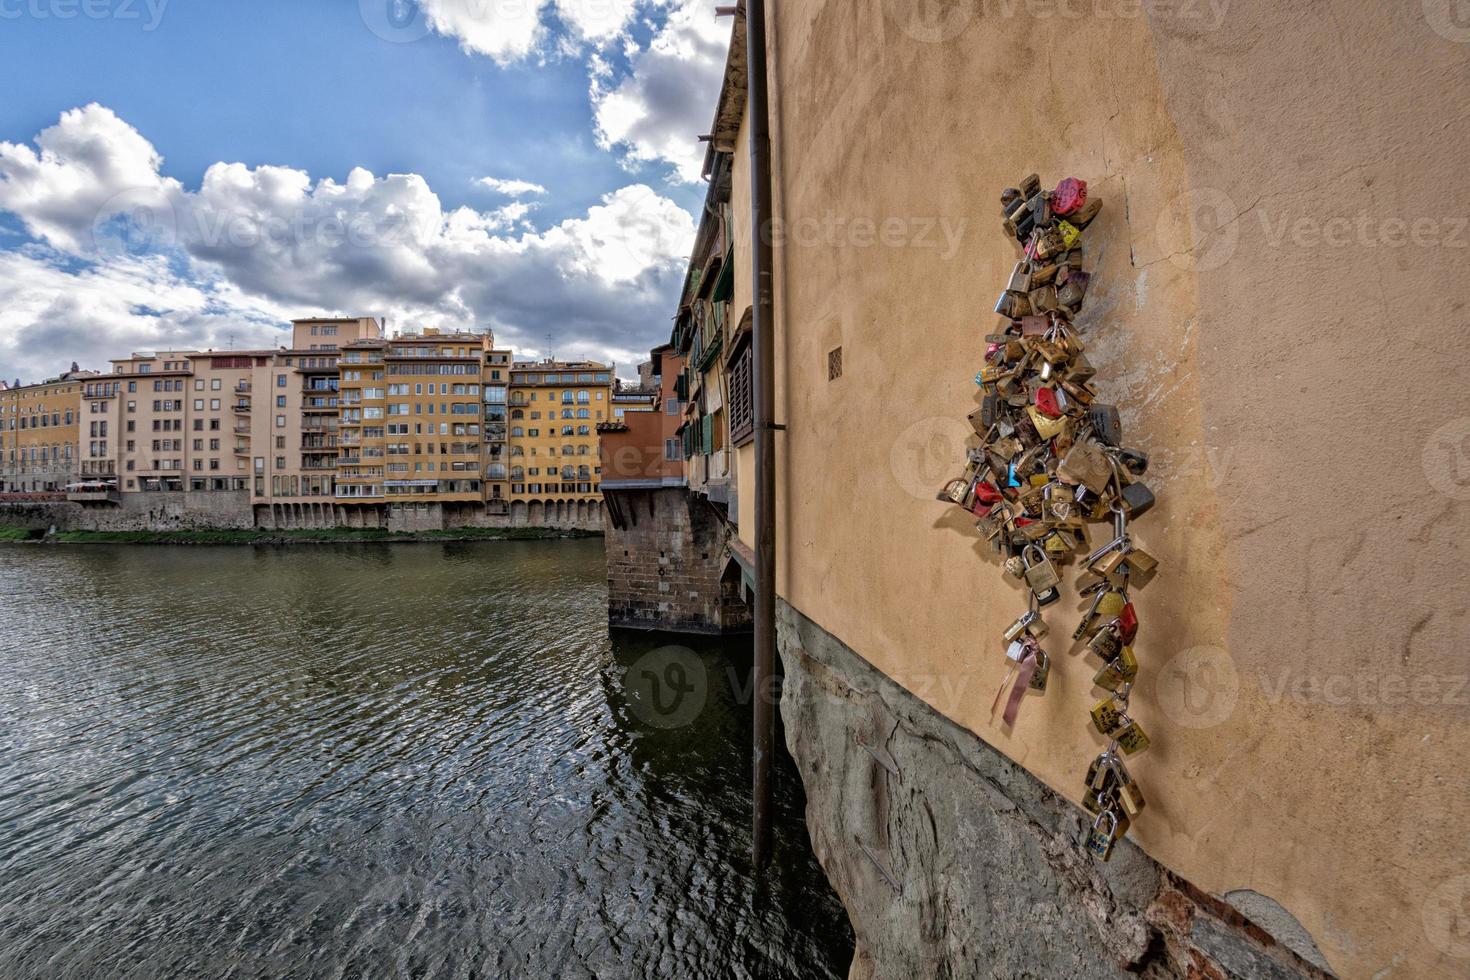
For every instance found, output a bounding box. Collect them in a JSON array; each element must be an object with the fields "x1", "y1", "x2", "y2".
[
  {"x1": 1035, "y1": 387, "x2": 1063, "y2": 418},
  {"x1": 974, "y1": 481, "x2": 1003, "y2": 505},
  {"x1": 1053, "y1": 177, "x2": 1087, "y2": 216},
  {"x1": 1116, "y1": 602, "x2": 1138, "y2": 645}
]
